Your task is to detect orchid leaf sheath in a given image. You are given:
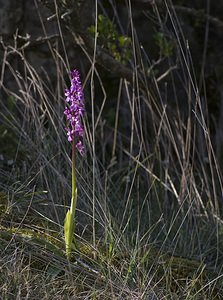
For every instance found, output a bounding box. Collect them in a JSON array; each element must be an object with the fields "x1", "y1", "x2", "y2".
[{"x1": 64, "y1": 190, "x2": 77, "y2": 258}]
